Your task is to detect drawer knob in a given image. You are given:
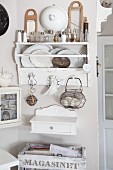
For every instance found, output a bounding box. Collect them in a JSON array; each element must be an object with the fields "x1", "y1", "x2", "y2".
[{"x1": 50, "y1": 126, "x2": 53, "y2": 130}]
